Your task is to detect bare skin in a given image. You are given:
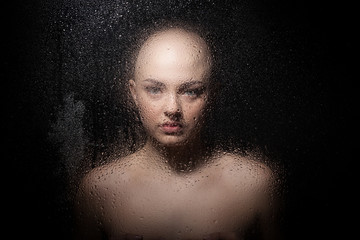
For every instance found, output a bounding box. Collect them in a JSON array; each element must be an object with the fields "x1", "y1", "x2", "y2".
[
  {"x1": 75, "y1": 147, "x2": 278, "y2": 240},
  {"x1": 74, "y1": 28, "x2": 281, "y2": 240}
]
